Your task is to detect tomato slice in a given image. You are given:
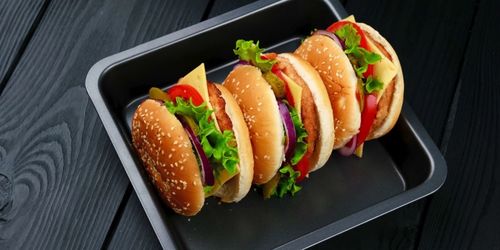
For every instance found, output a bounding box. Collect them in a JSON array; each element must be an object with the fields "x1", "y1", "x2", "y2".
[
  {"x1": 167, "y1": 84, "x2": 204, "y2": 106},
  {"x1": 284, "y1": 82, "x2": 295, "y2": 107},
  {"x1": 294, "y1": 154, "x2": 310, "y2": 182},
  {"x1": 261, "y1": 52, "x2": 277, "y2": 60},
  {"x1": 356, "y1": 94, "x2": 377, "y2": 147},
  {"x1": 272, "y1": 67, "x2": 295, "y2": 106},
  {"x1": 327, "y1": 21, "x2": 369, "y2": 50},
  {"x1": 365, "y1": 65, "x2": 375, "y2": 78}
]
